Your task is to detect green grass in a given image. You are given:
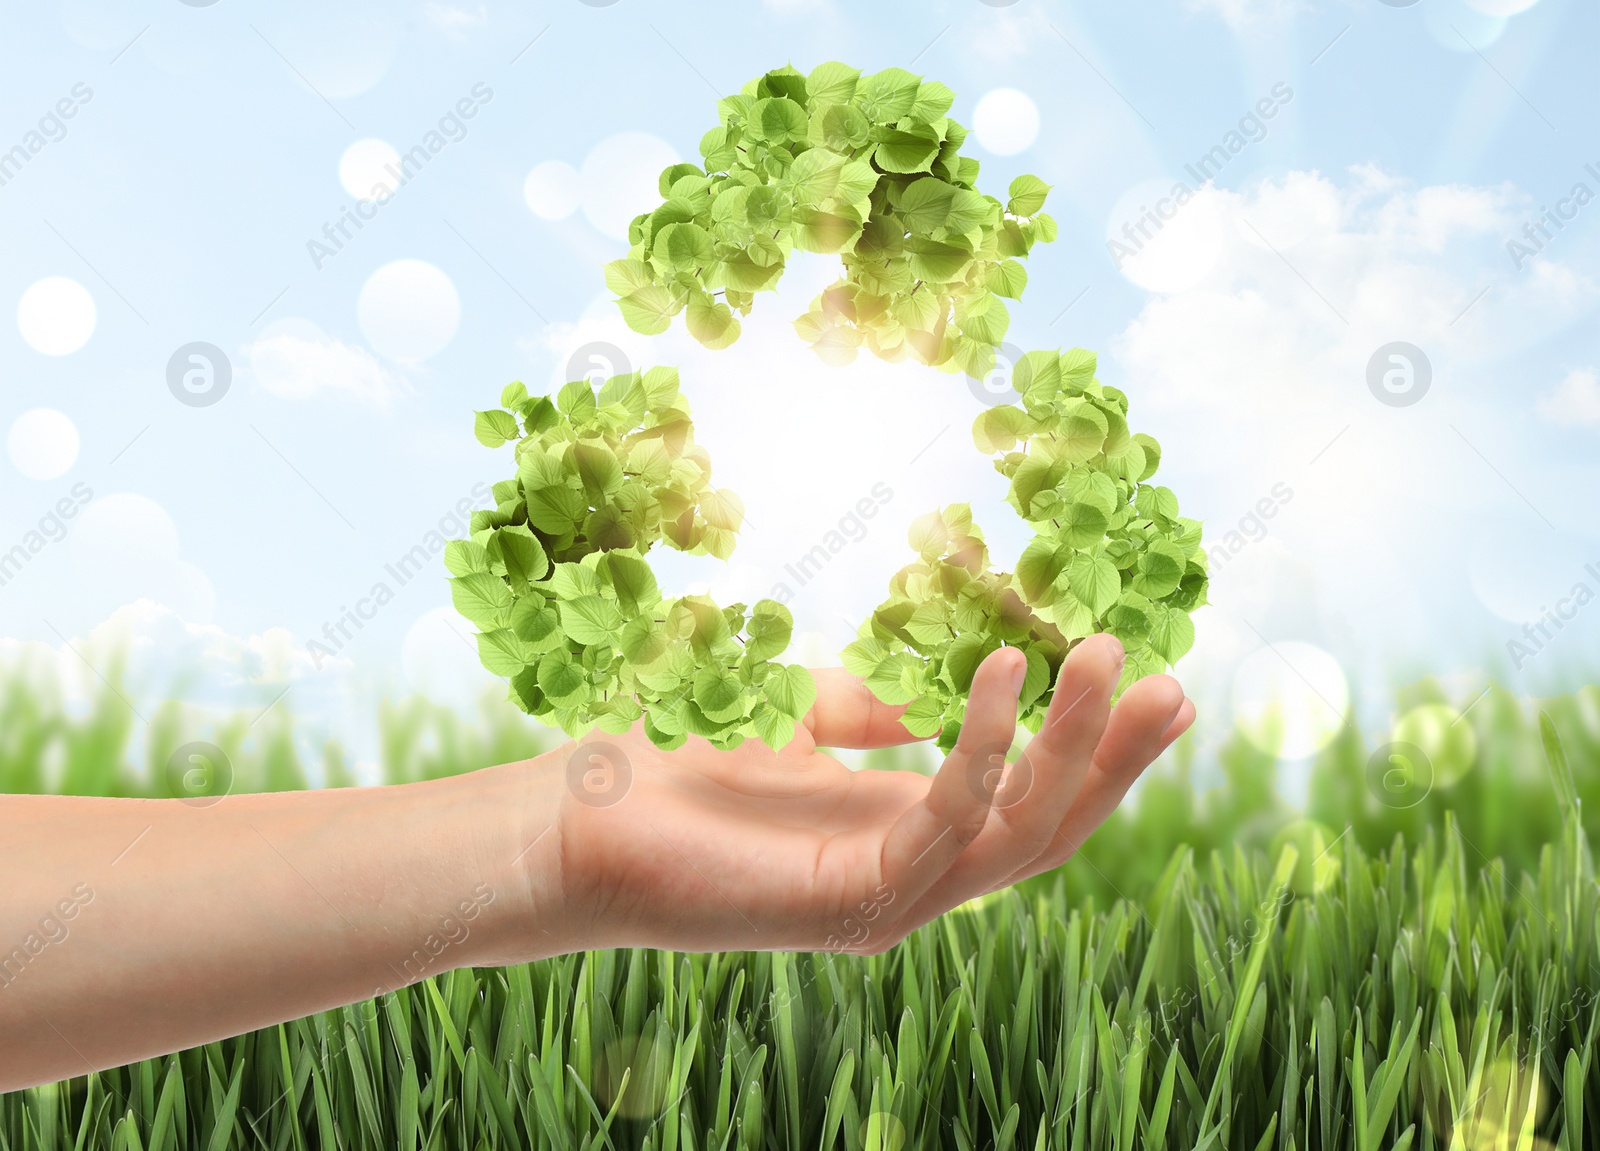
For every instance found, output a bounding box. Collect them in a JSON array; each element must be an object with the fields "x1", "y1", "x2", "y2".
[{"x1": 3, "y1": 661, "x2": 1599, "y2": 1149}]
